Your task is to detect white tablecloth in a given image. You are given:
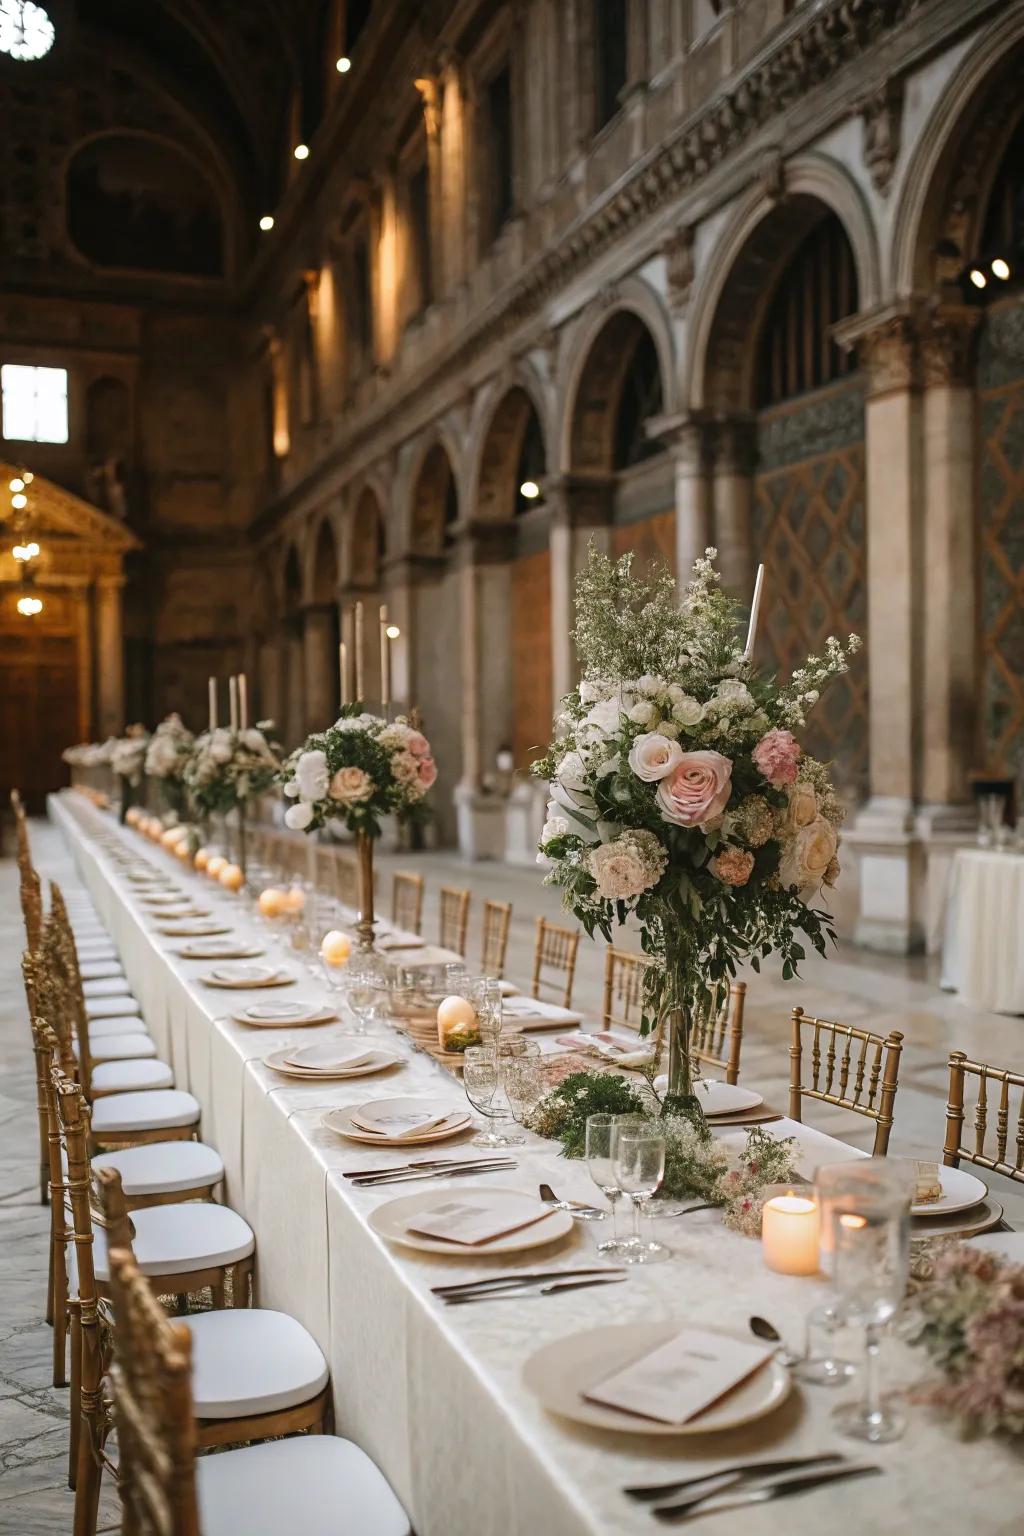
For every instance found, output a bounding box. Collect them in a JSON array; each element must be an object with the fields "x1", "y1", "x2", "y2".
[
  {"x1": 941, "y1": 848, "x2": 1024, "y2": 1015},
  {"x1": 51, "y1": 794, "x2": 1022, "y2": 1536}
]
